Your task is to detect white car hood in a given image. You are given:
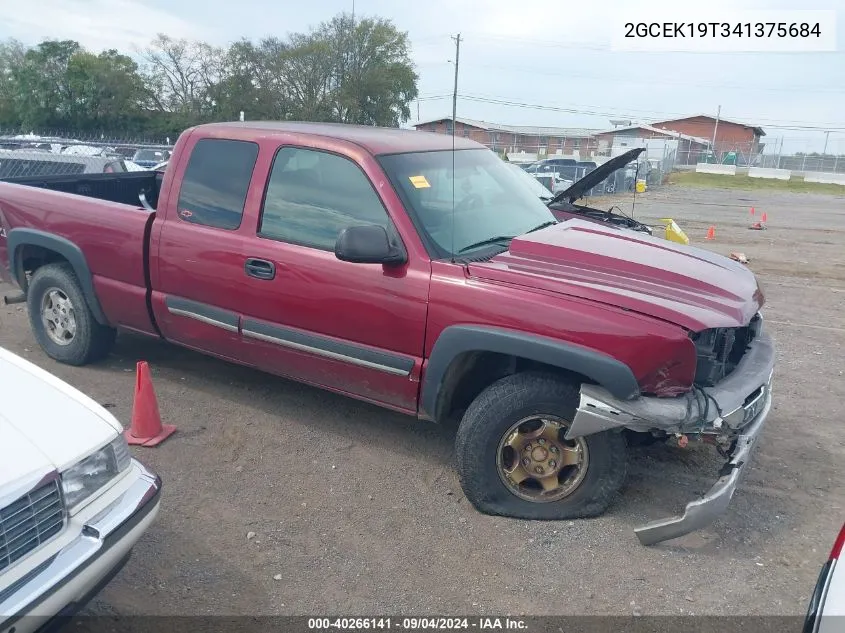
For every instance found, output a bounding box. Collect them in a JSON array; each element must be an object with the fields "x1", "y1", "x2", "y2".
[{"x1": 0, "y1": 347, "x2": 122, "y2": 480}]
